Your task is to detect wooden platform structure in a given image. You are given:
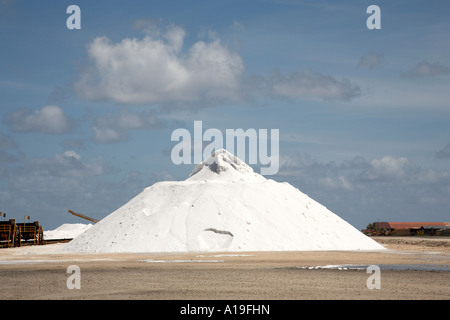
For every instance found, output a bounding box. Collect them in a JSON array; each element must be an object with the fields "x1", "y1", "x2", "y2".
[
  {"x1": 0, "y1": 219, "x2": 19, "y2": 247},
  {"x1": 0, "y1": 219, "x2": 44, "y2": 247}
]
